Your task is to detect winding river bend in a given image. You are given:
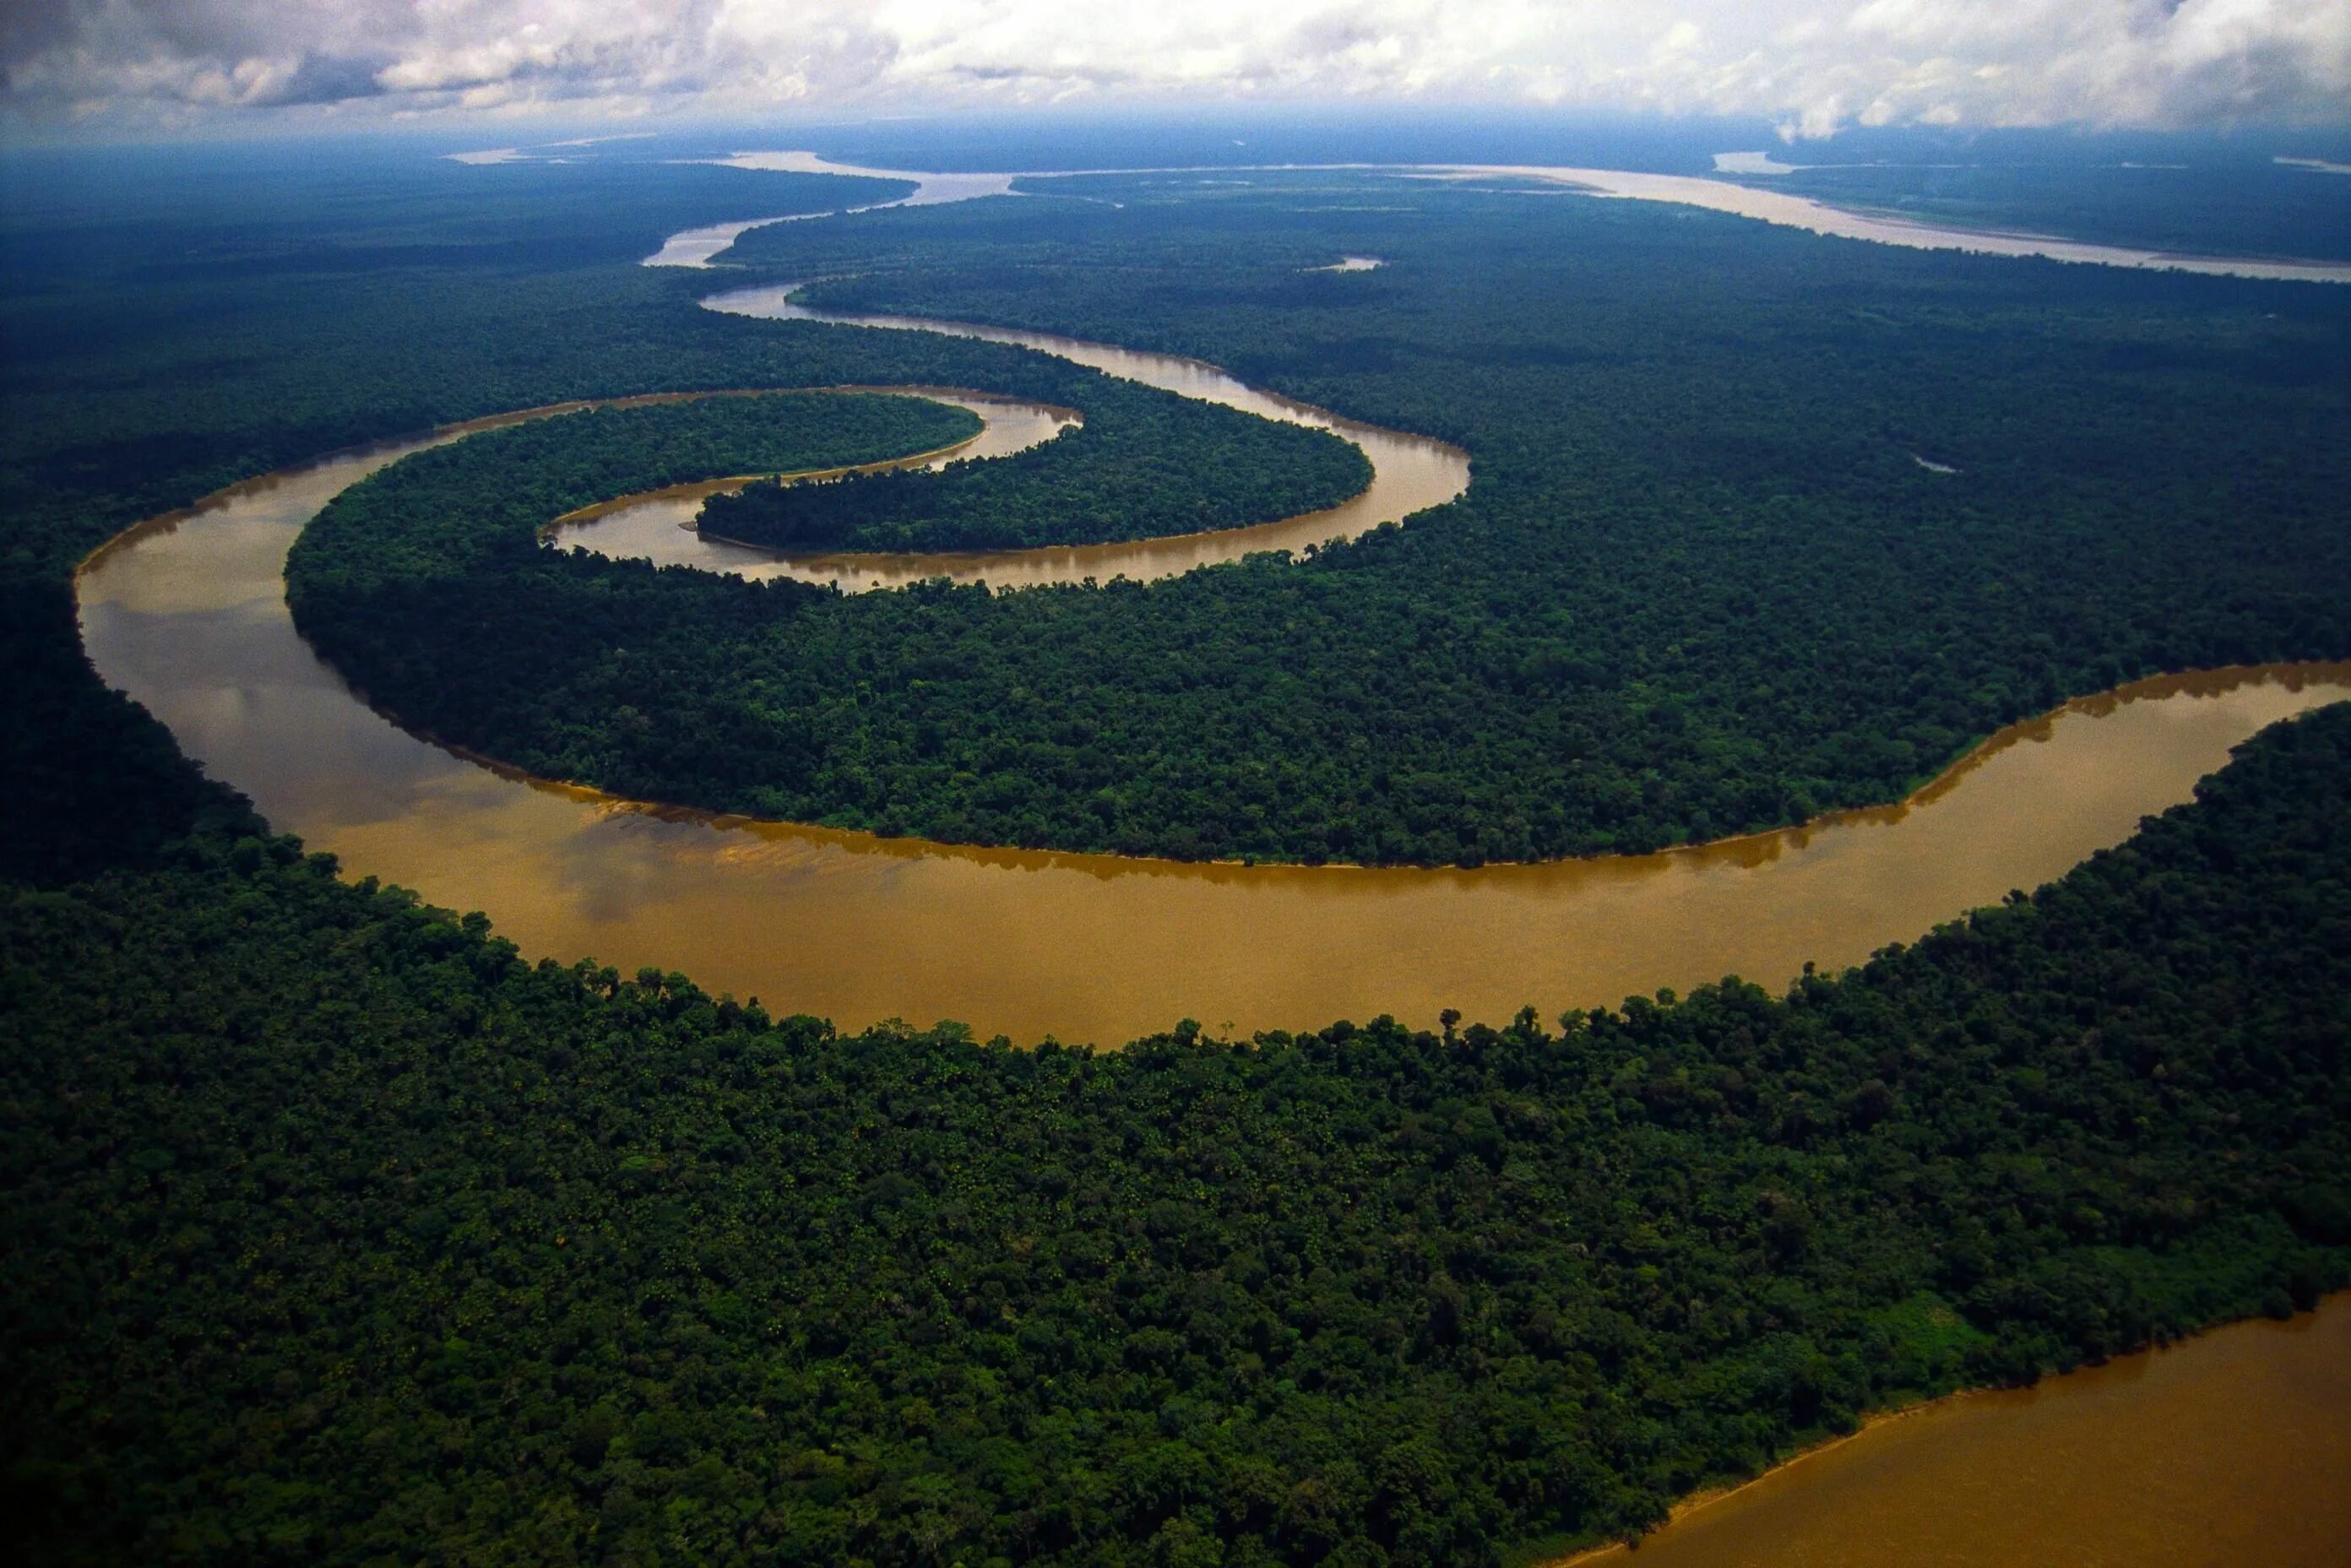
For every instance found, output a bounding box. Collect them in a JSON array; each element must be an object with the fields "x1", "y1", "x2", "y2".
[
  {"x1": 681, "y1": 282, "x2": 1470, "y2": 590},
  {"x1": 73, "y1": 176, "x2": 2351, "y2": 1040},
  {"x1": 72, "y1": 180, "x2": 2351, "y2": 1560},
  {"x1": 73, "y1": 312, "x2": 2351, "y2": 1042}
]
